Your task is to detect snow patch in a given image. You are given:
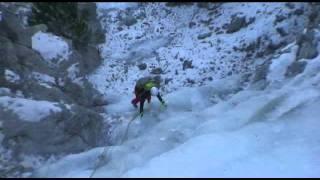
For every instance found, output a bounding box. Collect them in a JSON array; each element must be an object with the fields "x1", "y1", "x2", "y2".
[
  {"x1": 5, "y1": 69, "x2": 20, "y2": 83},
  {"x1": 31, "y1": 72, "x2": 55, "y2": 88},
  {"x1": 0, "y1": 97, "x2": 62, "y2": 122},
  {"x1": 32, "y1": 32, "x2": 71, "y2": 64},
  {"x1": 96, "y1": 2, "x2": 138, "y2": 12}
]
